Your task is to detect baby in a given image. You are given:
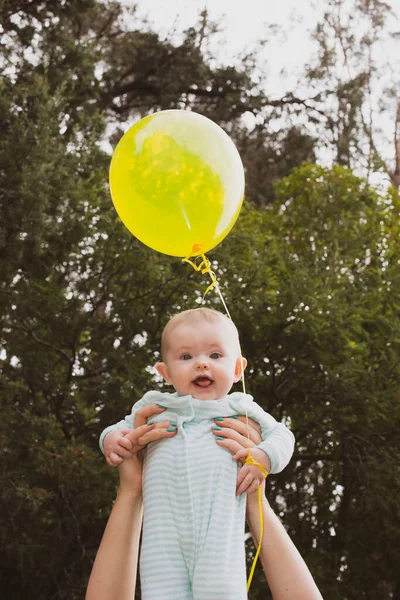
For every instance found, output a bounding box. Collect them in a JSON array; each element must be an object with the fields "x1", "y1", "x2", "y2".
[{"x1": 100, "y1": 308, "x2": 294, "y2": 600}]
